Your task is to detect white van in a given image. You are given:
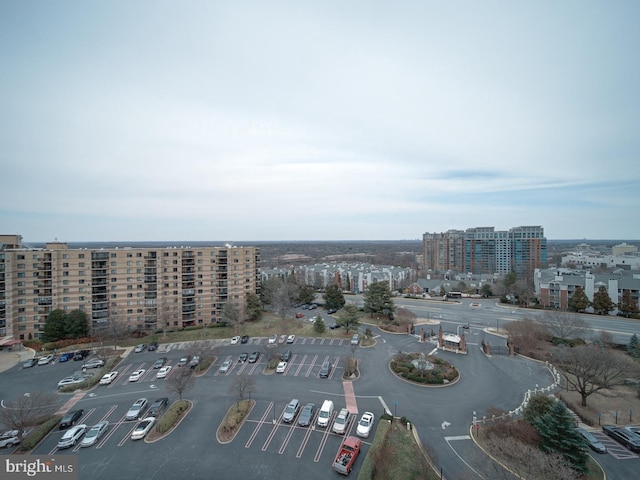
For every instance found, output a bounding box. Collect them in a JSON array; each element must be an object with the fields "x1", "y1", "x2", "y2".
[{"x1": 317, "y1": 399, "x2": 334, "y2": 428}]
